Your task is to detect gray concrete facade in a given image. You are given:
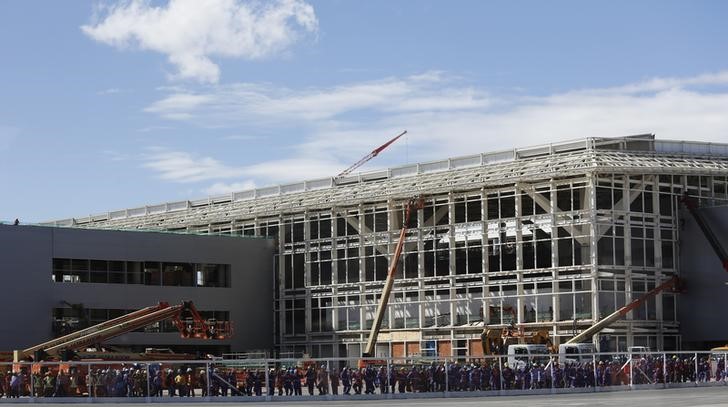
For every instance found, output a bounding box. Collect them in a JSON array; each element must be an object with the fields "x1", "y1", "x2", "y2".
[
  {"x1": 0, "y1": 224, "x2": 275, "y2": 353},
  {"x1": 679, "y1": 205, "x2": 728, "y2": 348}
]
